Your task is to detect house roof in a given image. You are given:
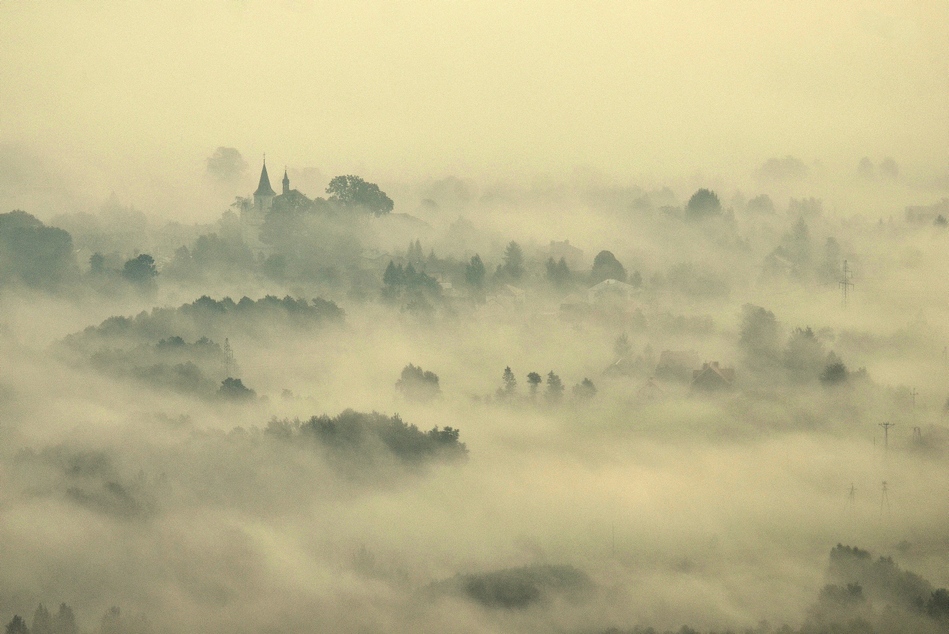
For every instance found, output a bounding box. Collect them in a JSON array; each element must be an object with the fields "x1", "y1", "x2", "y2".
[
  {"x1": 588, "y1": 278, "x2": 637, "y2": 293},
  {"x1": 691, "y1": 362, "x2": 735, "y2": 388}
]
